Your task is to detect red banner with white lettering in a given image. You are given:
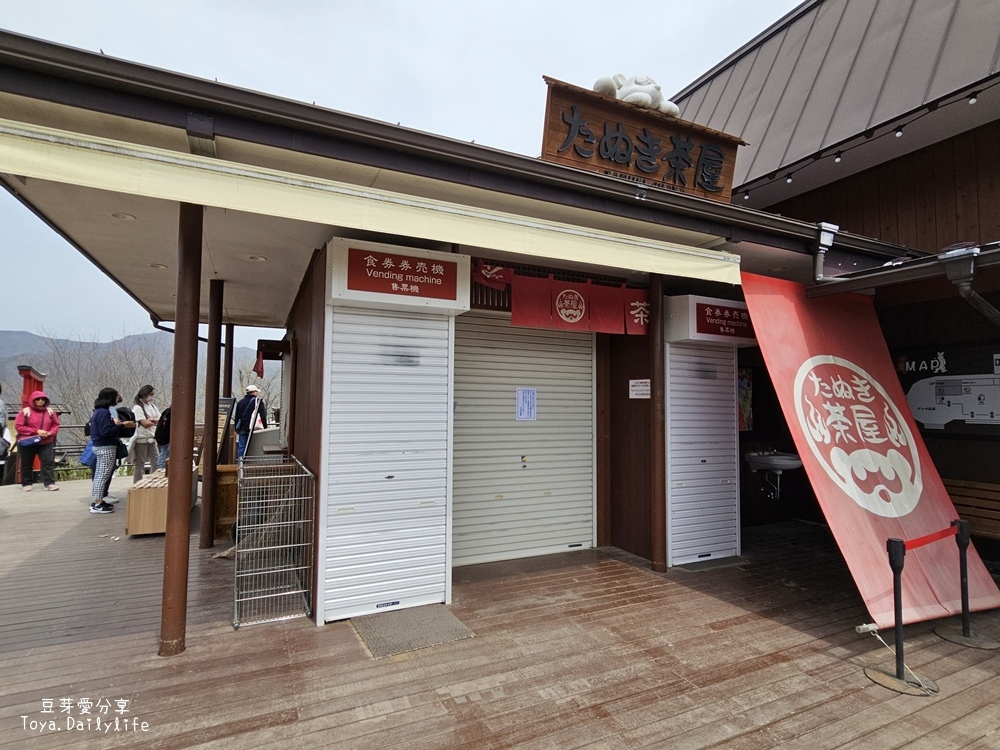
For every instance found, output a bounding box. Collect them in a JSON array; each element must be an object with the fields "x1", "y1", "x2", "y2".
[
  {"x1": 511, "y1": 275, "x2": 552, "y2": 329},
  {"x1": 511, "y1": 277, "x2": 647, "y2": 335},
  {"x1": 473, "y1": 260, "x2": 511, "y2": 290},
  {"x1": 550, "y1": 279, "x2": 591, "y2": 331},
  {"x1": 623, "y1": 288, "x2": 649, "y2": 335},
  {"x1": 590, "y1": 284, "x2": 625, "y2": 334},
  {"x1": 742, "y1": 272, "x2": 1000, "y2": 627}
]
